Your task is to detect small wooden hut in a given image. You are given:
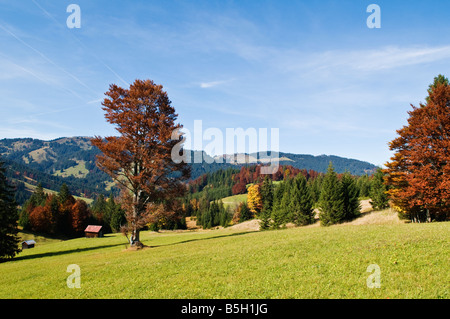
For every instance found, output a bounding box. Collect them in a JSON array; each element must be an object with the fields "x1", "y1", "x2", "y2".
[
  {"x1": 84, "y1": 225, "x2": 103, "y2": 238},
  {"x1": 22, "y1": 240, "x2": 36, "y2": 249}
]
